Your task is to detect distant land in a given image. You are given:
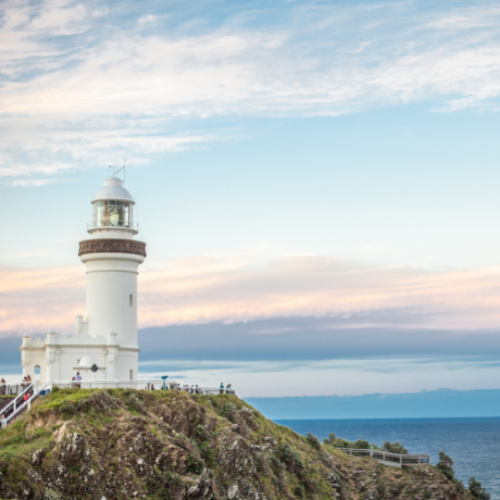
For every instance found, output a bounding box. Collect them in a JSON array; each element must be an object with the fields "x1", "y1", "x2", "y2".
[{"x1": 245, "y1": 389, "x2": 500, "y2": 419}]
